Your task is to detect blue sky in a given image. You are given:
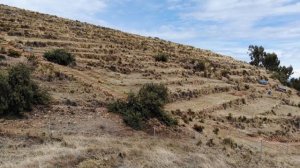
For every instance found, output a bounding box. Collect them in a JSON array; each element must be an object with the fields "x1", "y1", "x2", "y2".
[{"x1": 1, "y1": 0, "x2": 300, "y2": 77}]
